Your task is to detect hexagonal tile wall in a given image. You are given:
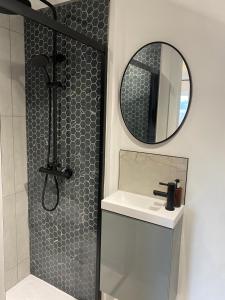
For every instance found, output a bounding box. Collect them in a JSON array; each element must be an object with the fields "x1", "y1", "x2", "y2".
[{"x1": 24, "y1": 0, "x2": 108, "y2": 299}]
